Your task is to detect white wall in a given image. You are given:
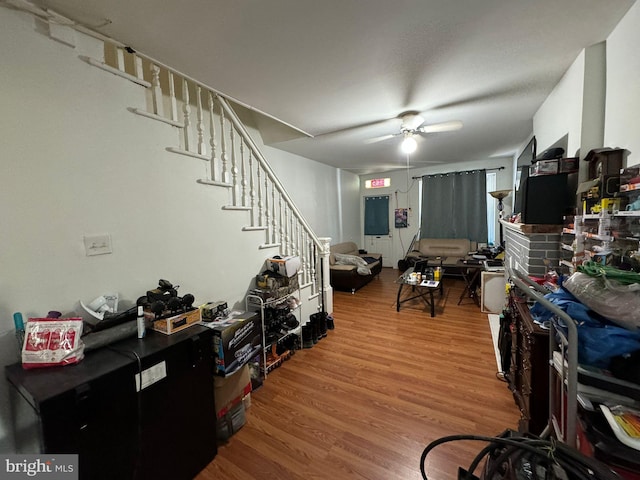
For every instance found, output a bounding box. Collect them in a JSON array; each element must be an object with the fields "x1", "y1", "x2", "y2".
[
  {"x1": 605, "y1": 0, "x2": 640, "y2": 167},
  {"x1": 533, "y1": 51, "x2": 585, "y2": 156},
  {"x1": 0, "y1": 8, "x2": 356, "y2": 452},
  {"x1": 359, "y1": 157, "x2": 513, "y2": 268}
]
